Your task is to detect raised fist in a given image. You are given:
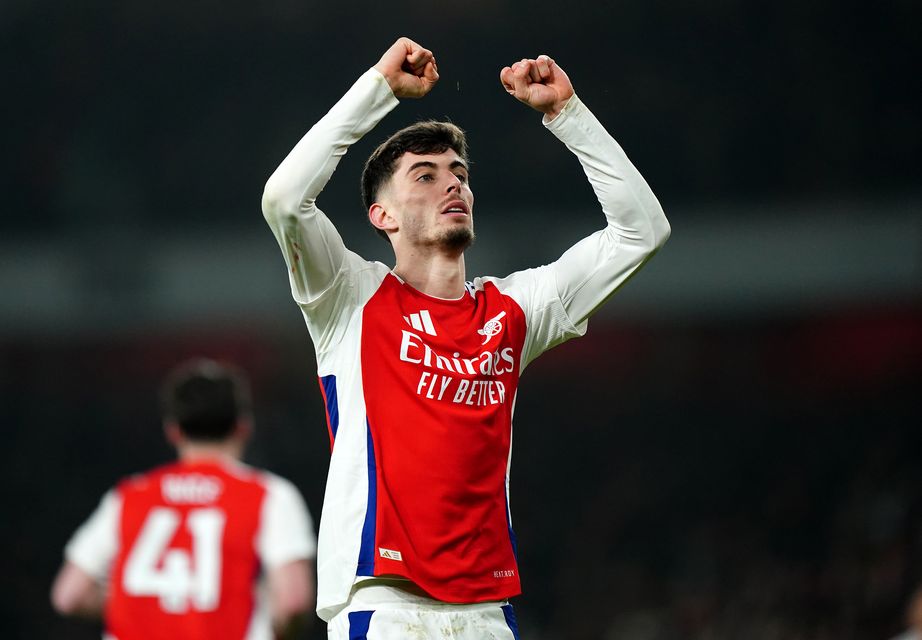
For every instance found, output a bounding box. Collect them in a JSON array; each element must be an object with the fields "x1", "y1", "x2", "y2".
[
  {"x1": 499, "y1": 55, "x2": 574, "y2": 119},
  {"x1": 374, "y1": 37, "x2": 439, "y2": 99}
]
